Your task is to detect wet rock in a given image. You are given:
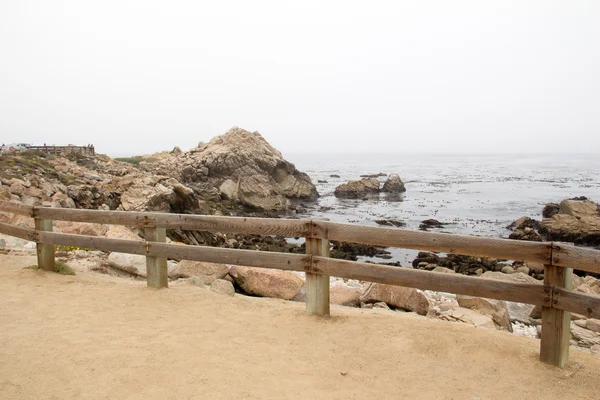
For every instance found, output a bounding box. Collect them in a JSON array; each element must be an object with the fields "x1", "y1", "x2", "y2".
[
  {"x1": 539, "y1": 199, "x2": 600, "y2": 246},
  {"x1": 506, "y1": 216, "x2": 540, "y2": 231},
  {"x1": 542, "y1": 202, "x2": 560, "y2": 218},
  {"x1": 329, "y1": 174, "x2": 340, "y2": 178},
  {"x1": 317, "y1": 180, "x2": 328, "y2": 184},
  {"x1": 229, "y1": 265, "x2": 304, "y2": 300},
  {"x1": 374, "y1": 219, "x2": 406, "y2": 227},
  {"x1": 331, "y1": 241, "x2": 391, "y2": 261},
  {"x1": 334, "y1": 178, "x2": 380, "y2": 199},
  {"x1": 382, "y1": 173, "x2": 406, "y2": 193},
  {"x1": 508, "y1": 227, "x2": 542, "y2": 241},
  {"x1": 412, "y1": 252, "x2": 441, "y2": 268},
  {"x1": 360, "y1": 282, "x2": 431, "y2": 315},
  {"x1": 419, "y1": 219, "x2": 445, "y2": 230},
  {"x1": 360, "y1": 173, "x2": 386, "y2": 178}
]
